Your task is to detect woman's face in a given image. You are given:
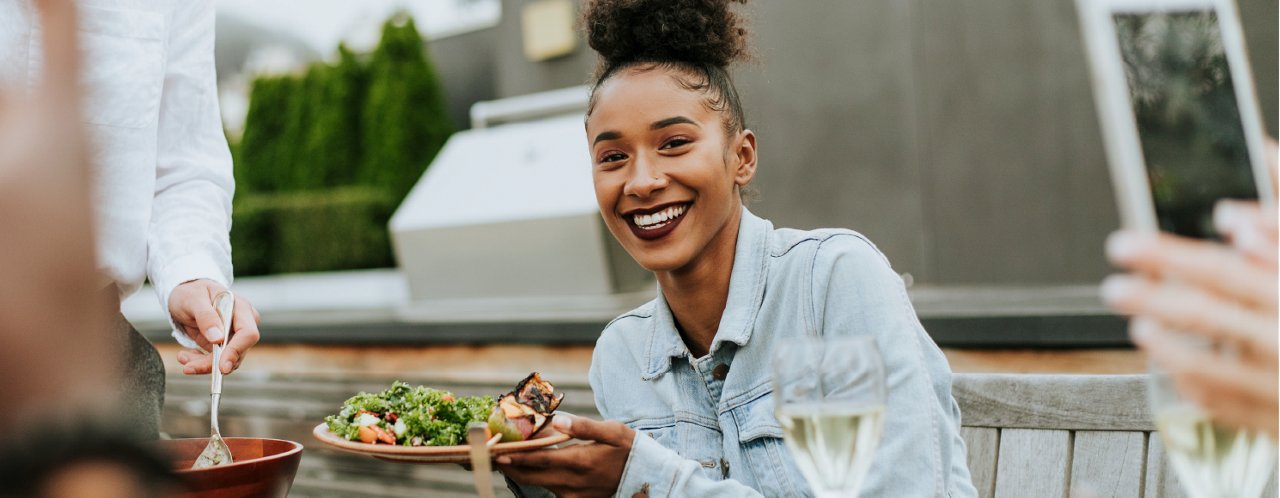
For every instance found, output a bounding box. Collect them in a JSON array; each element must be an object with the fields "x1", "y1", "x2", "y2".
[{"x1": 587, "y1": 67, "x2": 757, "y2": 273}]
